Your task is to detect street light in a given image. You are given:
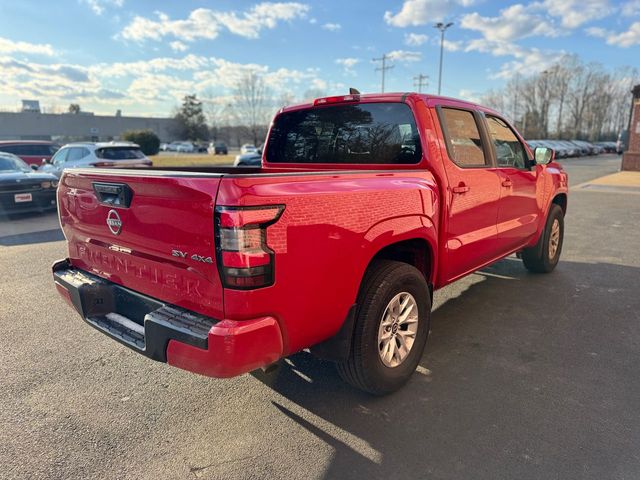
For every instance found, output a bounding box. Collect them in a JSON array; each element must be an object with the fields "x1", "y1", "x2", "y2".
[{"x1": 434, "y1": 22, "x2": 454, "y2": 96}]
